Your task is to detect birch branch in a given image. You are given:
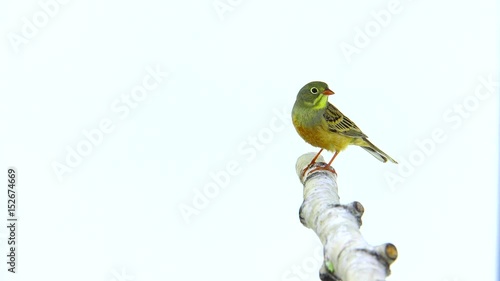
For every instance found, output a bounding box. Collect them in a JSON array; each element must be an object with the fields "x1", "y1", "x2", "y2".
[{"x1": 296, "y1": 152, "x2": 397, "y2": 281}]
